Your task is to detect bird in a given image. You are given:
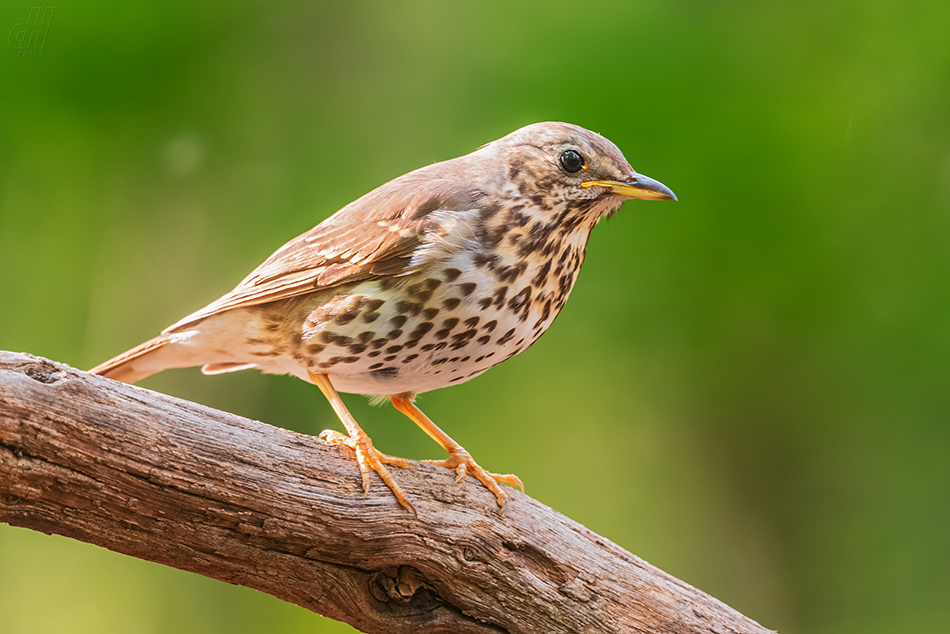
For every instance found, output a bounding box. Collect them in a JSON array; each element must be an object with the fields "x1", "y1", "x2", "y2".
[{"x1": 90, "y1": 122, "x2": 676, "y2": 514}]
